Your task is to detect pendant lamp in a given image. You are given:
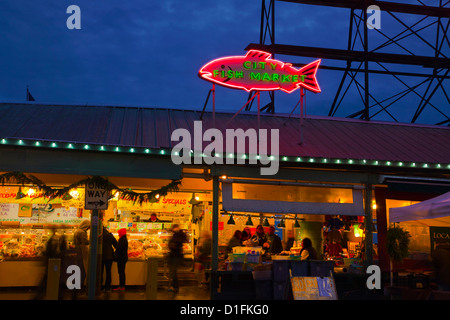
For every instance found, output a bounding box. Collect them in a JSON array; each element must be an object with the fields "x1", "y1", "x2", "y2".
[
  {"x1": 227, "y1": 214, "x2": 235, "y2": 225},
  {"x1": 189, "y1": 193, "x2": 201, "y2": 205},
  {"x1": 245, "y1": 215, "x2": 253, "y2": 226},
  {"x1": 15, "y1": 187, "x2": 26, "y2": 200}
]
